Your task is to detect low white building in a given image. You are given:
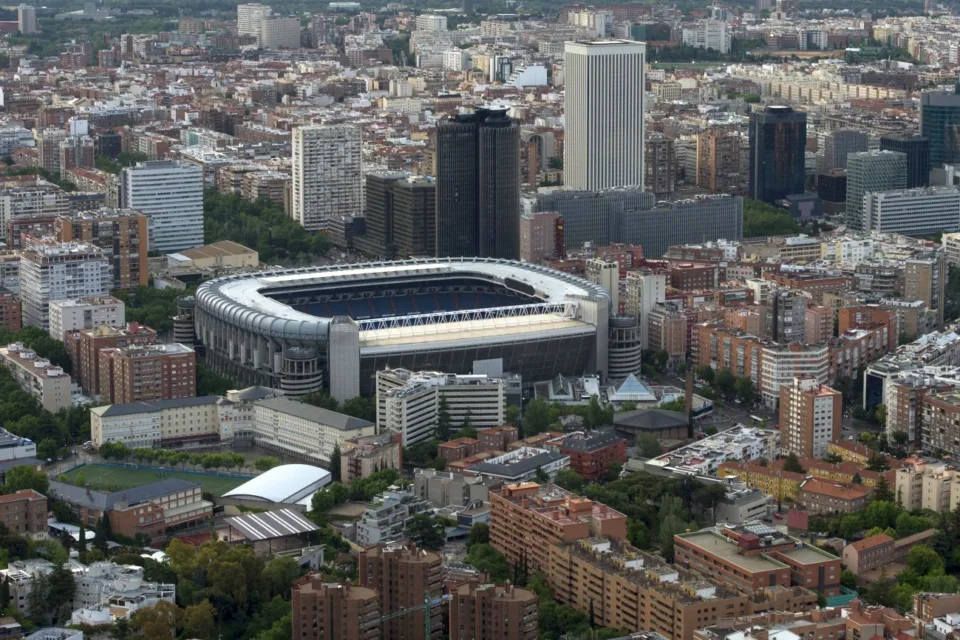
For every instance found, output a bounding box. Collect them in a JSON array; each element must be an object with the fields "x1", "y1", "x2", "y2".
[
  {"x1": 466, "y1": 446, "x2": 569, "y2": 482},
  {"x1": 377, "y1": 369, "x2": 513, "y2": 446},
  {"x1": 252, "y1": 396, "x2": 375, "y2": 464},
  {"x1": 48, "y1": 296, "x2": 125, "y2": 340},
  {"x1": 681, "y1": 20, "x2": 730, "y2": 53},
  {"x1": 863, "y1": 186, "x2": 960, "y2": 236},
  {"x1": 650, "y1": 425, "x2": 781, "y2": 476},
  {"x1": 89, "y1": 396, "x2": 234, "y2": 449},
  {"x1": 0, "y1": 426, "x2": 35, "y2": 461}
]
